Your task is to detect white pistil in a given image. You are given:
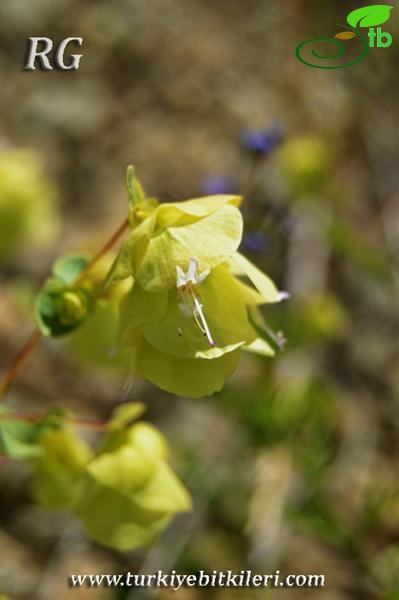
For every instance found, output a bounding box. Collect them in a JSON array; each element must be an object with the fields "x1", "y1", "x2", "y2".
[{"x1": 176, "y1": 258, "x2": 216, "y2": 348}]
